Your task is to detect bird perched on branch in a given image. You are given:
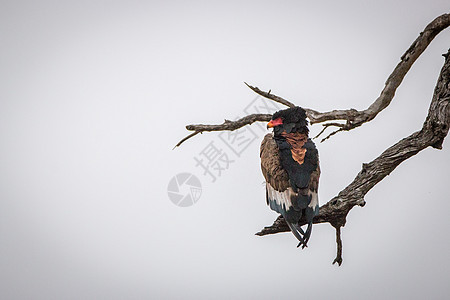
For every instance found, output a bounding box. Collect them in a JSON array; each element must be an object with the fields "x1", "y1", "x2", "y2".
[{"x1": 260, "y1": 107, "x2": 320, "y2": 248}]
